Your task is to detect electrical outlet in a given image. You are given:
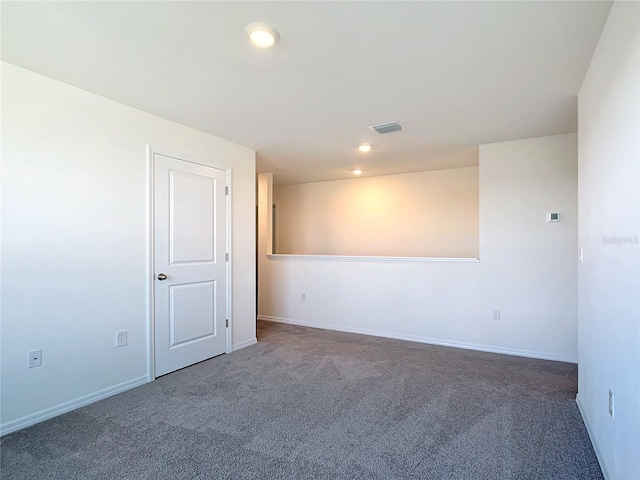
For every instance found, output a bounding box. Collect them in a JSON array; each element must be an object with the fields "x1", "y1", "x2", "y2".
[
  {"x1": 301, "y1": 292, "x2": 306, "y2": 302},
  {"x1": 28, "y1": 350, "x2": 42, "y2": 368},
  {"x1": 116, "y1": 331, "x2": 127, "y2": 348},
  {"x1": 492, "y1": 308, "x2": 501, "y2": 320},
  {"x1": 609, "y1": 389, "x2": 614, "y2": 418}
]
